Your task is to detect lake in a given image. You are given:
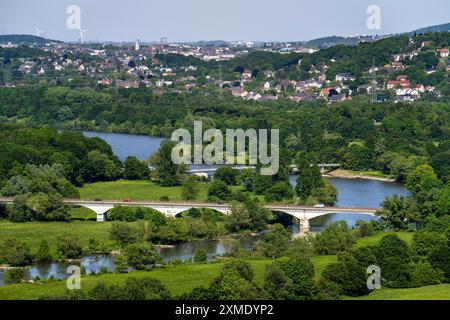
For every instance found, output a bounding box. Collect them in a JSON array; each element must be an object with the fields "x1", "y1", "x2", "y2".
[{"x1": 0, "y1": 131, "x2": 410, "y2": 285}]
